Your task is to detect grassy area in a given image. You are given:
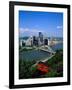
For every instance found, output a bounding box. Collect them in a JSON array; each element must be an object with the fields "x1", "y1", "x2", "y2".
[
  {"x1": 19, "y1": 49, "x2": 63, "y2": 79},
  {"x1": 19, "y1": 46, "x2": 35, "y2": 52}
]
